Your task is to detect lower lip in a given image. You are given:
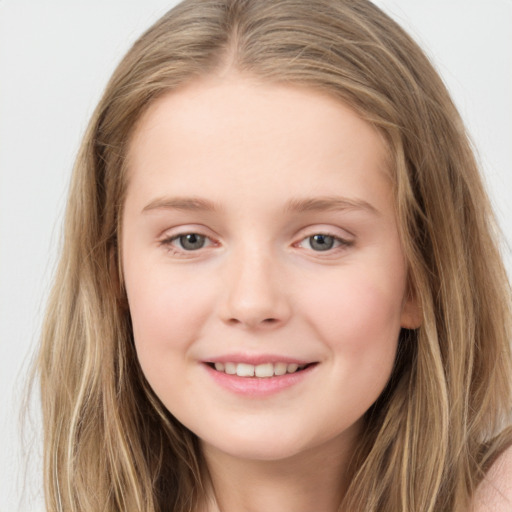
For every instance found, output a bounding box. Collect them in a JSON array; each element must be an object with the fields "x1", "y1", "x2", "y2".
[{"x1": 203, "y1": 363, "x2": 317, "y2": 397}]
